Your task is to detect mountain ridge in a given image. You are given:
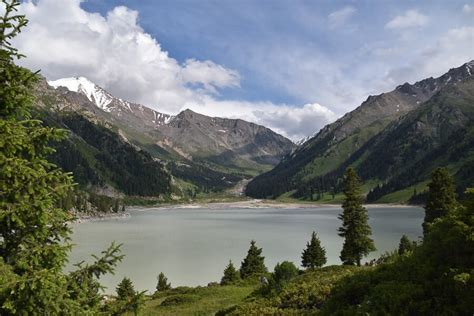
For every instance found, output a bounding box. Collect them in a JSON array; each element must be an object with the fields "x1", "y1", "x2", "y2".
[{"x1": 246, "y1": 60, "x2": 474, "y2": 201}]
